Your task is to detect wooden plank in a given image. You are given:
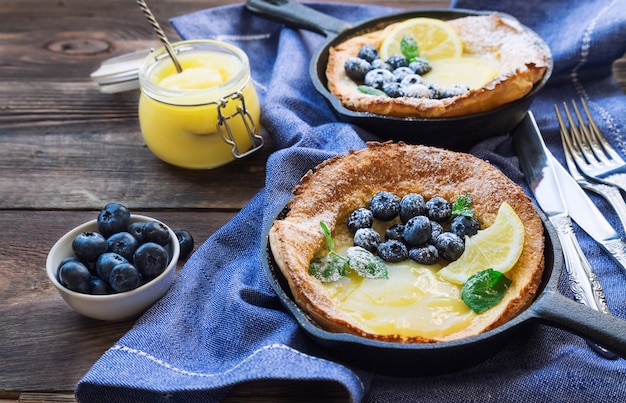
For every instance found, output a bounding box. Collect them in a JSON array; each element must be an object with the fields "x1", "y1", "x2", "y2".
[
  {"x1": 0, "y1": 298, "x2": 136, "y2": 392},
  {"x1": 0, "y1": 0, "x2": 188, "y2": 82},
  {"x1": 0, "y1": 80, "x2": 273, "y2": 211},
  {"x1": 14, "y1": 393, "x2": 76, "y2": 403}
]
